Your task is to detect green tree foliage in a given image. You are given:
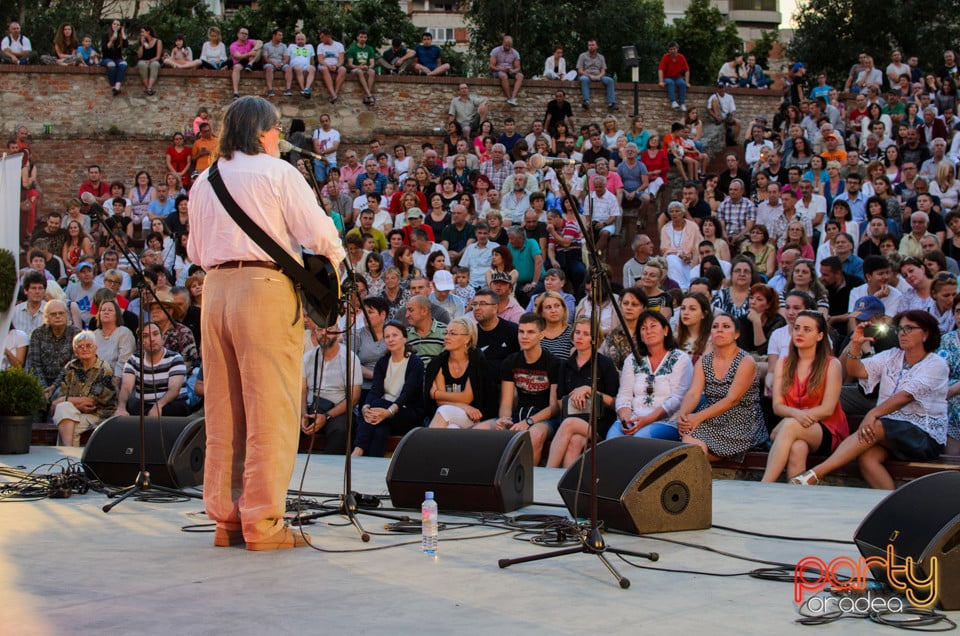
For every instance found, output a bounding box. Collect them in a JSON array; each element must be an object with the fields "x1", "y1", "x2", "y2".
[
  {"x1": 136, "y1": 0, "x2": 217, "y2": 53},
  {"x1": 789, "y1": 0, "x2": 960, "y2": 82},
  {"x1": 749, "y1": 30, "x2": 778, "y2": 69},
  {"x1": 467, "y1": 0, "x2": 669, "y2": 82},
  {"x1": 668, "y1": 0, "x2": 742, "y2": 85}
]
